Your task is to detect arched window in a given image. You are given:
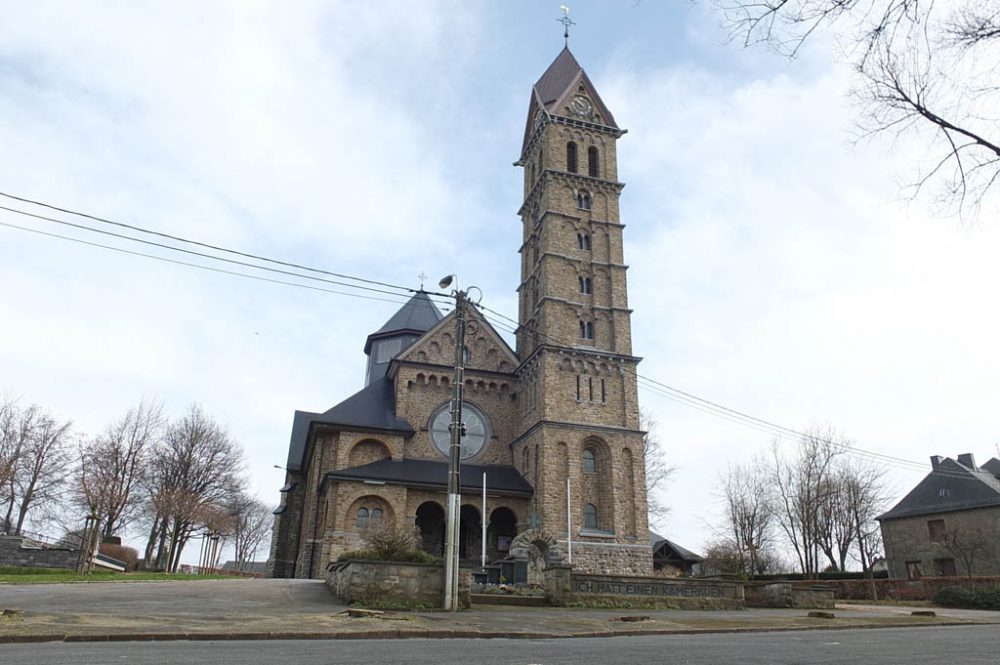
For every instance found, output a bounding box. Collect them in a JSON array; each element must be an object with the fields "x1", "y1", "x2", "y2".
[
  {"x1": 370, "y1": 508, "x2": 384, "y2": 522},
  {"x1": 579, "y1": 277, "x2": 592, "y2": 294},
  {"x1": 588, "y1": 146, "x2": 599, "y2": 177},
  {"x1": 583, "y1": 234, "x2": 591, "y2": 250},
  {"x1": 355, "y1": 507, "x2": 369, "y2": 528},
  {"x1": 580, "y1": 321, "x2": 594, "y2": 340},
  {"x1": 579, "y1": 321, "x2": 587, "y2": 339},
  {"x1": 577, "y1": 191, "x2": 592, "y2": 210},
  {"x1": 567, "y1": 141, "x2": 578, "y2": 173},
  {"x1": 577, "y1": 233, "x2": 584, "y2": 249},
  {"x1": 582, "y1": 448, "x2": 597, "y2": 474},
  {"x1": 583, "y1": 503, "x2": 598, "y2": 530},
  {"x1": 463, "y1": 346, "x2": 470, "y2": 364}
]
